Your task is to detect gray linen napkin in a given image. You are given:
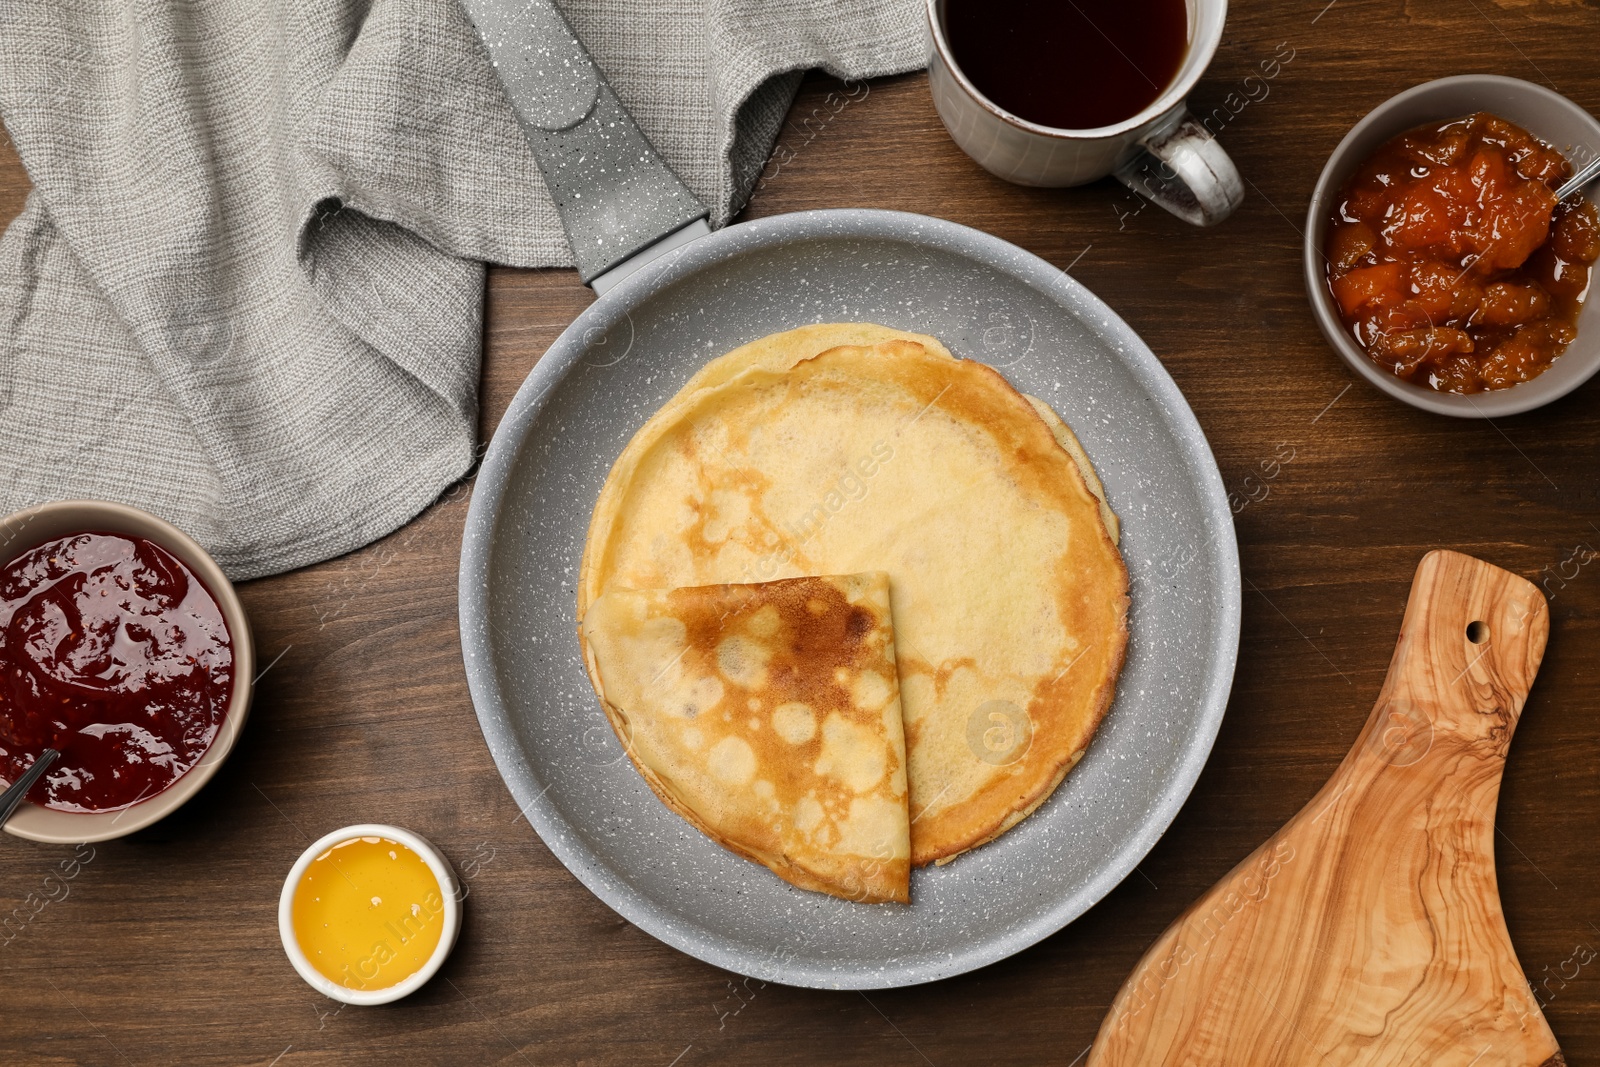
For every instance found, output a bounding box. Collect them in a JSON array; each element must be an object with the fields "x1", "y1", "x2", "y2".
[{"x1": 0, "y1": 0, "x2": 924, "y2": 579}]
